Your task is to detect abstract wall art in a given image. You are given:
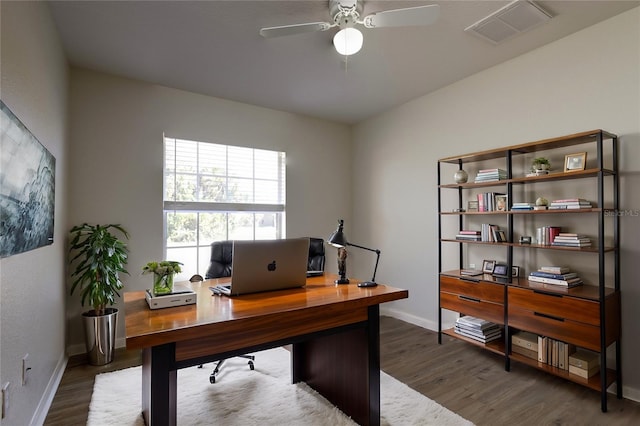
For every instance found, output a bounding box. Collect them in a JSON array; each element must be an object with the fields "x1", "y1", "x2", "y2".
[{"x1": 0, "y1": 100, "x2": 55, "y2": 258}]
